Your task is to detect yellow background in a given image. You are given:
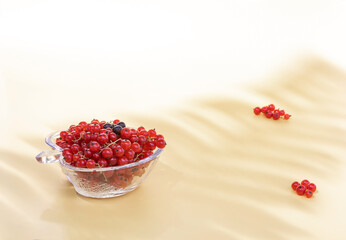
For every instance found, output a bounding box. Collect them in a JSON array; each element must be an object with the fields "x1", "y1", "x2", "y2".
[{"x1": 0, "y1": 1, "x2": 346, "y2": 239}]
